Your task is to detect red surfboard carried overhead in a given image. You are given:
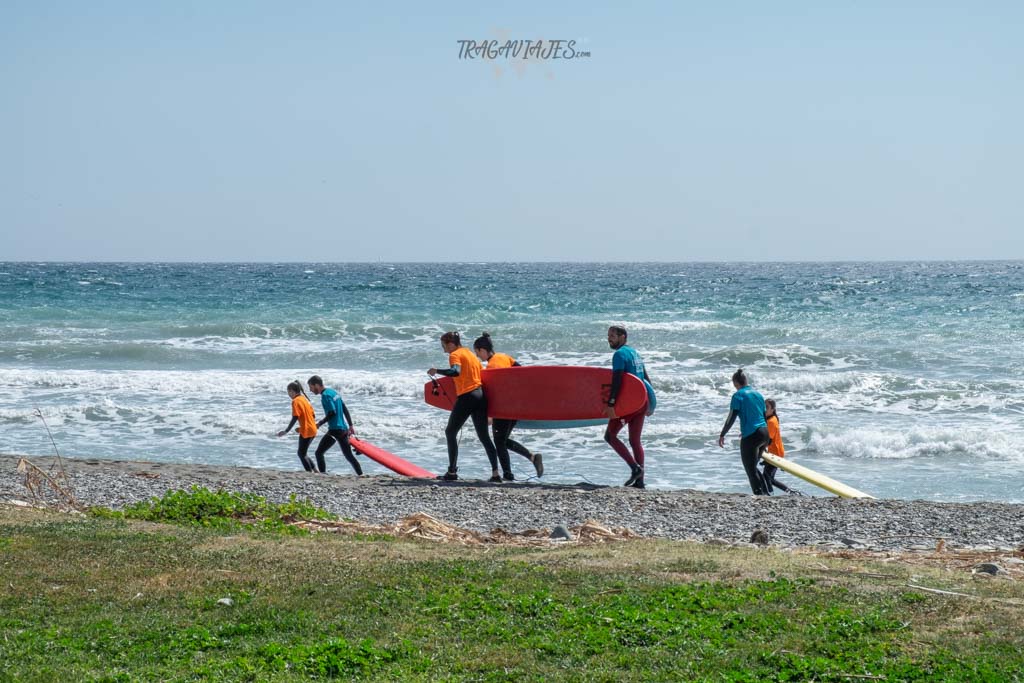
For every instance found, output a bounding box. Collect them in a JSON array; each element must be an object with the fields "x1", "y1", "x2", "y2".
[
  {"x1": 424, "y1": 366, "x2": 648, "y2": 421},
  {"x1": 349, "y1": 437, "x2": 436, "y2": 478}
]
